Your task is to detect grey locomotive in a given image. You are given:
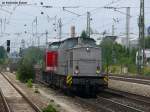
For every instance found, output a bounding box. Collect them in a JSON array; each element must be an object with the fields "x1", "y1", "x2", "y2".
[
  {"x1": 58, "y1": 37, "x2": 108, "y2": 95},
  {"x1": 39, "y1": 37, "x2": 108, "y2": 97}
]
